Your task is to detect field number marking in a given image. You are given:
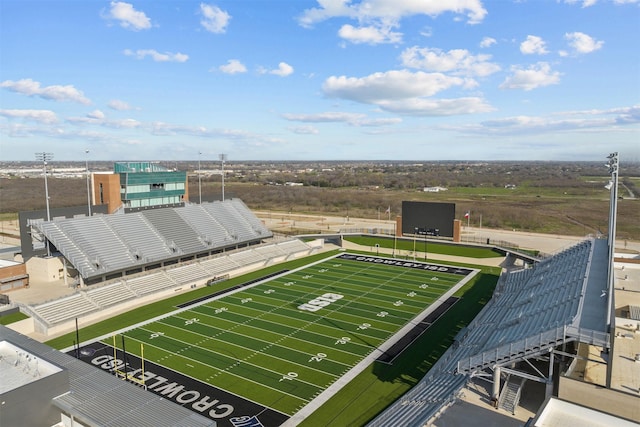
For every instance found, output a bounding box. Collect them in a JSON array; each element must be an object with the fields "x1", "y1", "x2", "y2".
[
  {"x1": 184, "y1": 318, "x2": 199, "y2": 325},
  {"x1": 308, "y1": 352, "x2": 327, "y2": 363},
  {"x1": 357, "y1": 323, "x2": 371, "y2": 330},
  {"x1": 149, "y1": 332, "x2": 165, "y2": 339},
  {"x1": 335, "y1": 336, "x2": 351, "y2": 345},
  {"x1": 407, "y1": 291, "x2": 417, "y2": 297},
  {"x1": 214, "y1": 307, "x2": 228, "y2": 314},
  {"x1": 241, "y1": 297, "x2": 252, "y2": 304},
  {"x1": 279, "y1": 372, "x2": 298, "y2": 382},
  {"x1": 393, "y1": 300, "x2": 403, "y2": 306},
  {"x1": 284, "y1": 281, "x2": 295, "y2": 286},
  {"x1": 264, "y1": 289, "x2": 275, "y2": 294},
  {"x1": 420, "y1": 283, "x2": 429, "y2": 289},
  {"x1": 377, "y1": 311, "x2": 388, "y2": 317},
  {"x1": 298, "y1": 292, "x2": 344, "y2": 312}
]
